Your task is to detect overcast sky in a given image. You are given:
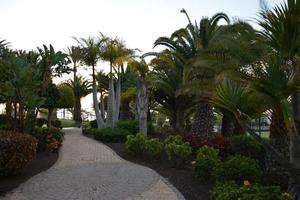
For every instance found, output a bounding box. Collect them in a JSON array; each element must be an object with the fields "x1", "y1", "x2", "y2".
[{"x1": 0, "y1": 0, "x2": 285, "y2": 113}]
